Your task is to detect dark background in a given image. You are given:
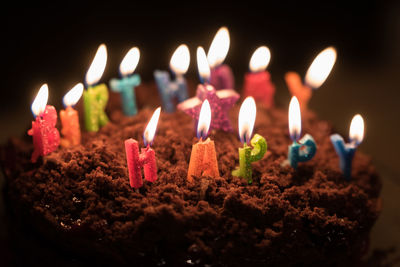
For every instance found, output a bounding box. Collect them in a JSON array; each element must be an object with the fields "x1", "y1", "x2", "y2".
[{"x1": 0, "y1": 1, "x2": 399, "y2": 264}]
